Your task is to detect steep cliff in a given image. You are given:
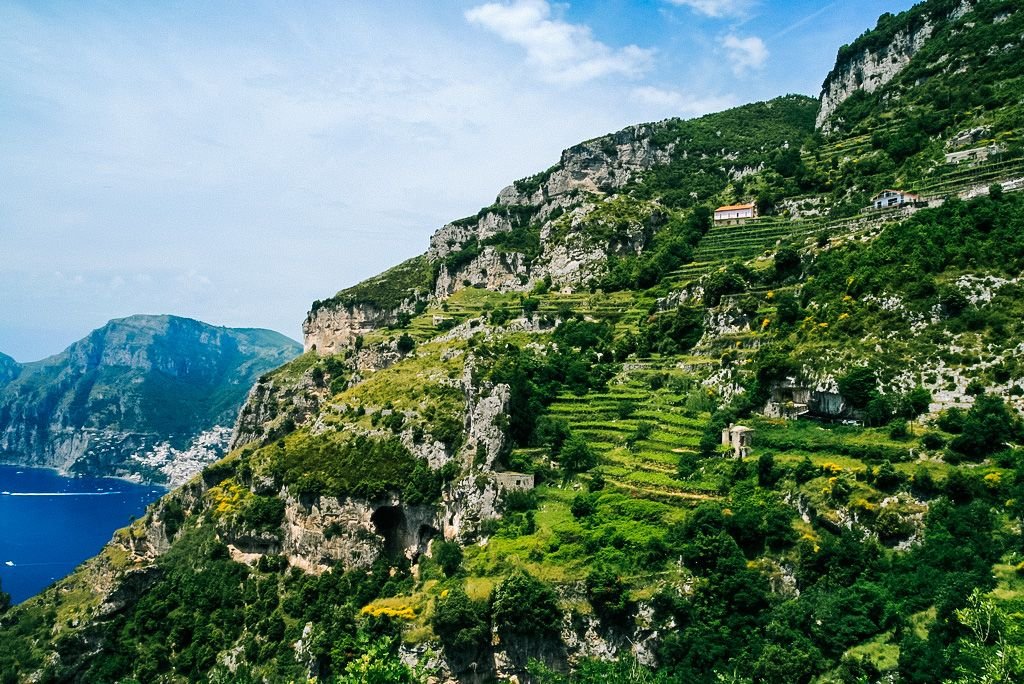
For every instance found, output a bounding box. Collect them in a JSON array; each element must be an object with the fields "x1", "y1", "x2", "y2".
[
  {"x1": 0, "y1": 315, "x2": 300, "y2": 484},
  {"x1": 815, "y1": 0, "x2": 1024, "y2": 133},
  {"x1": 303, "y1": 256, "x2": 431, "y2": 355},
  {"x1": 0, "y1": 352, "x2": 19, "y2": 386},
  {"x1": 815, "y1": 5, "x2": 946, "y2": 130},
  {"x1": 6, "y1": 3, "x2": 1024, "y2": 682},
  {"x1": 304, "y1": 96, "x2": 818, "y2": 354}
]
